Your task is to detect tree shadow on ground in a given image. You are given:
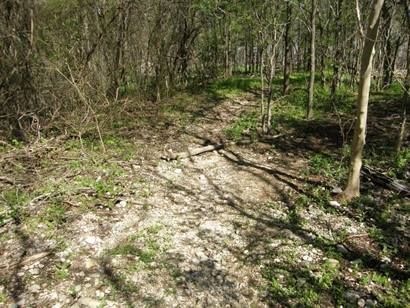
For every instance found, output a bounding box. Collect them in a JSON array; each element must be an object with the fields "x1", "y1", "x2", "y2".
[{"x1": 1, "y1": 199, "x2": 54, "y2": 306}]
